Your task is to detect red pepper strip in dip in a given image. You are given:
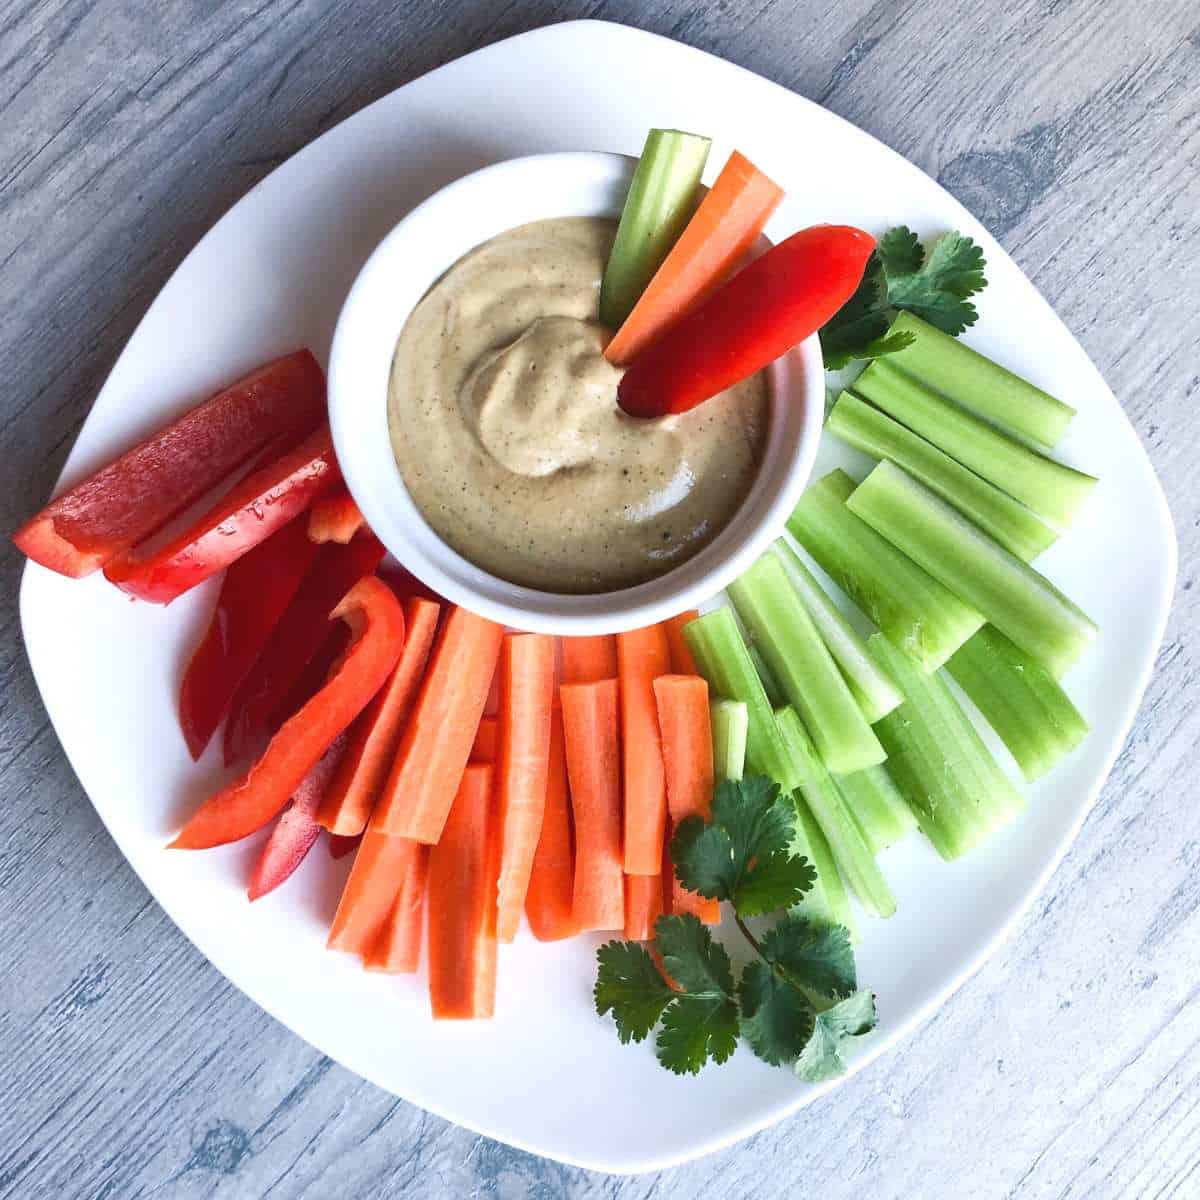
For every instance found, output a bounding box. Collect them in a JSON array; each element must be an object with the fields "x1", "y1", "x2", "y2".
[
  {"x1": 222, "y1": 534, "x2": 386, "y2": 765},
  {"x1": 178, "y1": 516, "x2": 320, "y2": 760},
  {"x1": 247, "y1": 733, "x2": 348, "y2": 900},
  {"x1": 13, "y1": 350, "x2": 325, "y2": 578},
  {"x1": 104, "y1": 423, "x2": 341, "y2": 604},
  {"x1": 308, "y1": 488, "x2": 366, "y2": 544},
  {"x1": 171, "y1": 576, "x2": 406, "y2": 850},
  {"x1": 617, "y1": 225, "x2": 876, "y2": 419}
]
